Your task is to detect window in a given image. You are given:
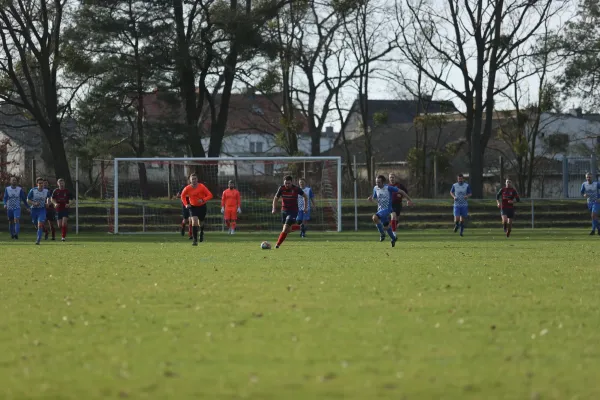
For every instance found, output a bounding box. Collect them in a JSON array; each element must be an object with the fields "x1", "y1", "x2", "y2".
[
  {"x1": 250, "y1": 141, "x2": 264, "y2": 153},
  {"x1": 264, "y1": 162, "x2": 274, "y2": 176}
]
